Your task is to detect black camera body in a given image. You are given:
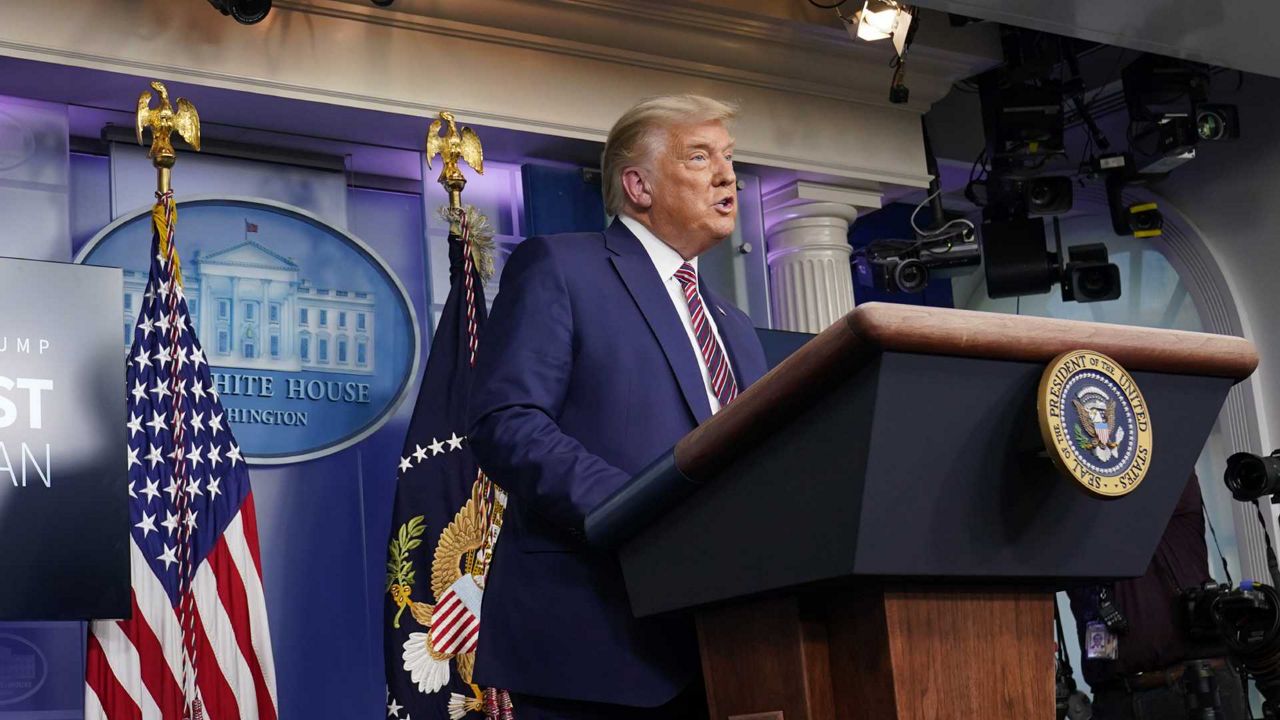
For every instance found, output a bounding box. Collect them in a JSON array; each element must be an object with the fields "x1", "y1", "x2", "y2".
[
  {"x1": 855, "y1": 238, "x2": 981, "y2": 295},
  {"x1": 980, "y1": 216, "x2": 1122, "y2": 303},
  {"x1": 1120, "y1": 55, "x2": 1239, "y2": 178},
  {"x1": 1179, "y1": 581, "x2": 1238, "y2": 643},
  {"x1": 1105, "y1": 167, "x2": 1164, "y2": 239},
  {"x1": 1061, "y1": 243, "x2": 1122, "y2": 303},
  {"x1": 858, "y1": 252, "x2": 928, "y2": 294},
  {"x1": 1179, "y1": 580, "x2": 1273, "y2": 641},
  {"x1": 1177, "y1": 579, "x2": 1280, "y2": 717},
  {"x1": 1225, "y1": 450, "x2": 1280, "y2": 502}
]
